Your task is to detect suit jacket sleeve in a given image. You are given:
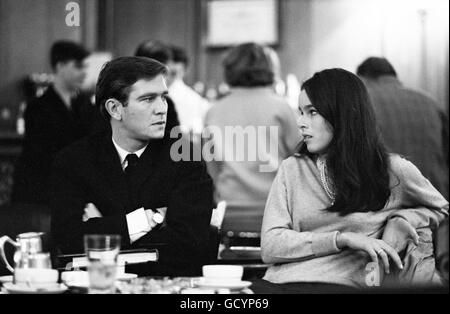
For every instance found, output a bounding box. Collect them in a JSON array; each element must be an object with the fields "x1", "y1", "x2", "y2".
[
  {"x1": 50, "y1": 156, "x2": 129, "y2": 254},
  {"x1": 138, "y1": 158, "x2": 214, "y2": 263}
]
